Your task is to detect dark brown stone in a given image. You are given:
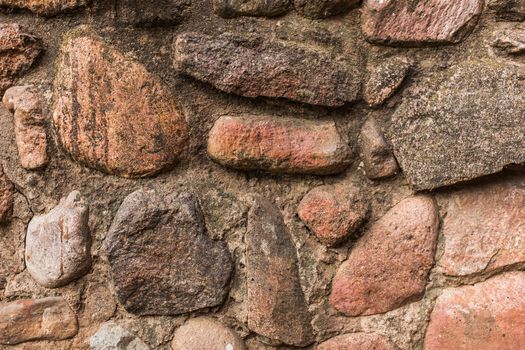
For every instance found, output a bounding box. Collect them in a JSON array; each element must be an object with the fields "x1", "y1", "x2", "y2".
[
  {"x1": 0, "y1": 164, "x2": 14, "y2": 224},
  {"x1": 489, "y1": 0, "x2": 525, "y2": 21},
  {"x1": 294, "y1": 0, "x2": 359, "y2": 19},
  {"x1": 116, "y1": 0, "x2": 191, "y2": 26},
  {"x1": 0, "y1": 0, "x2": 89, "y2": 16},
  {"x1": 213, "y1": 0, "x2": 290, "y2": 18},
  {"x1": 105, "y1": 189, "x2": 232, "y2": 316}
]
